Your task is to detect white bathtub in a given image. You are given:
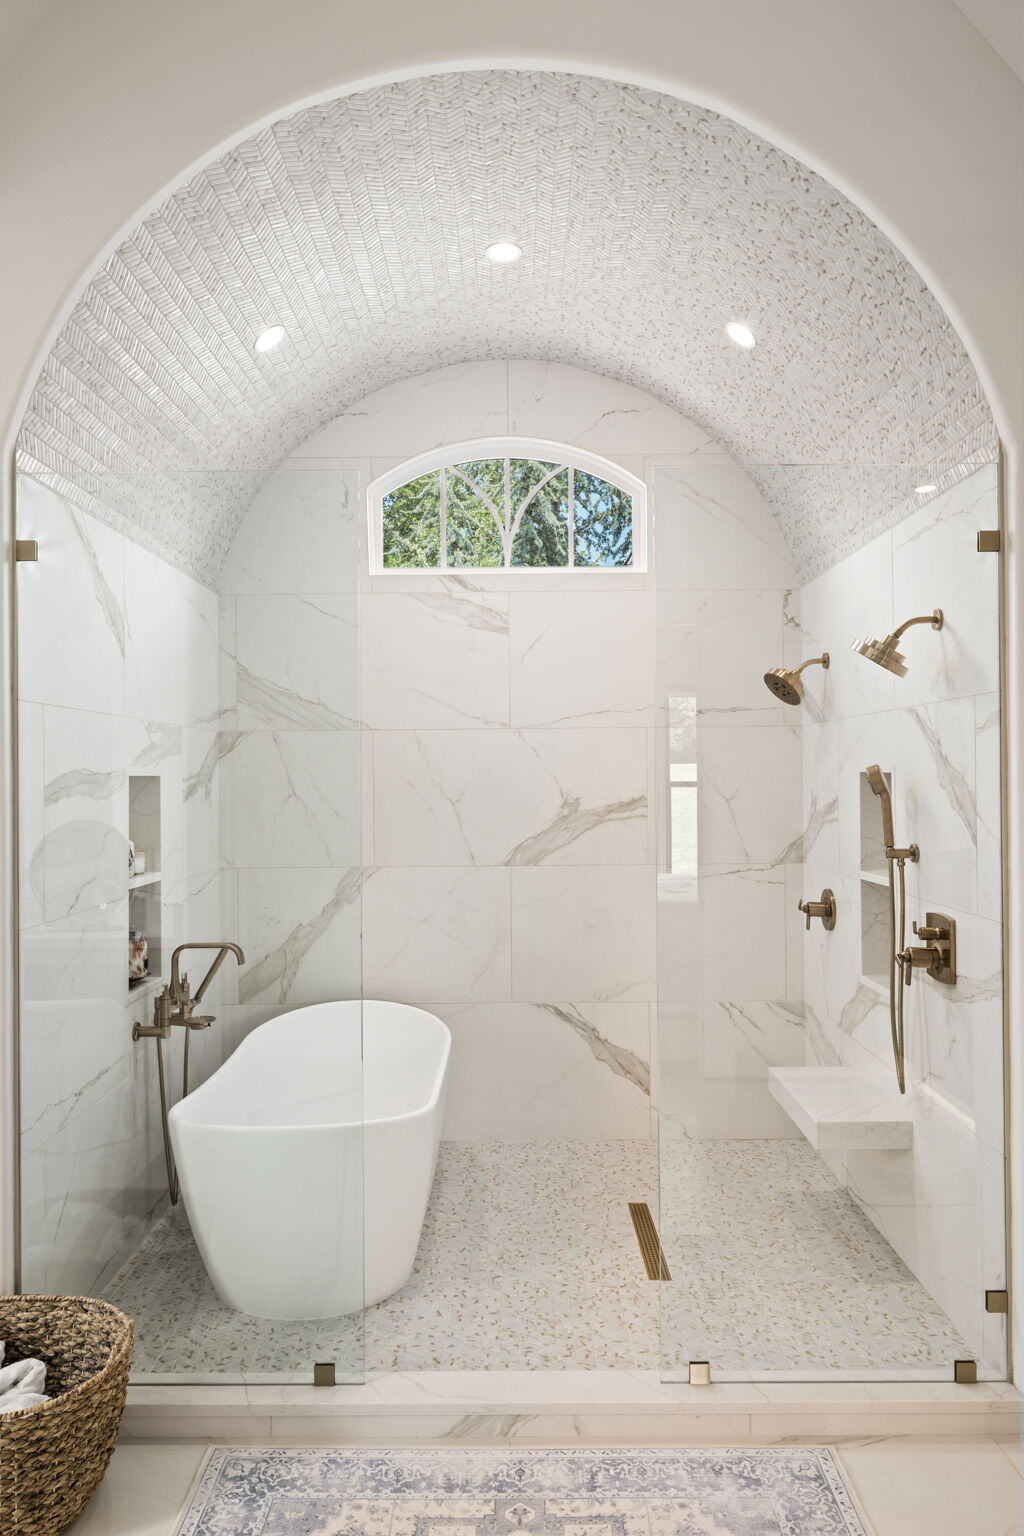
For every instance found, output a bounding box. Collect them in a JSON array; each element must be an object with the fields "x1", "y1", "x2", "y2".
[{"x1": 168, "y1": 1000, "x2": 450, "y2": 1320}]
